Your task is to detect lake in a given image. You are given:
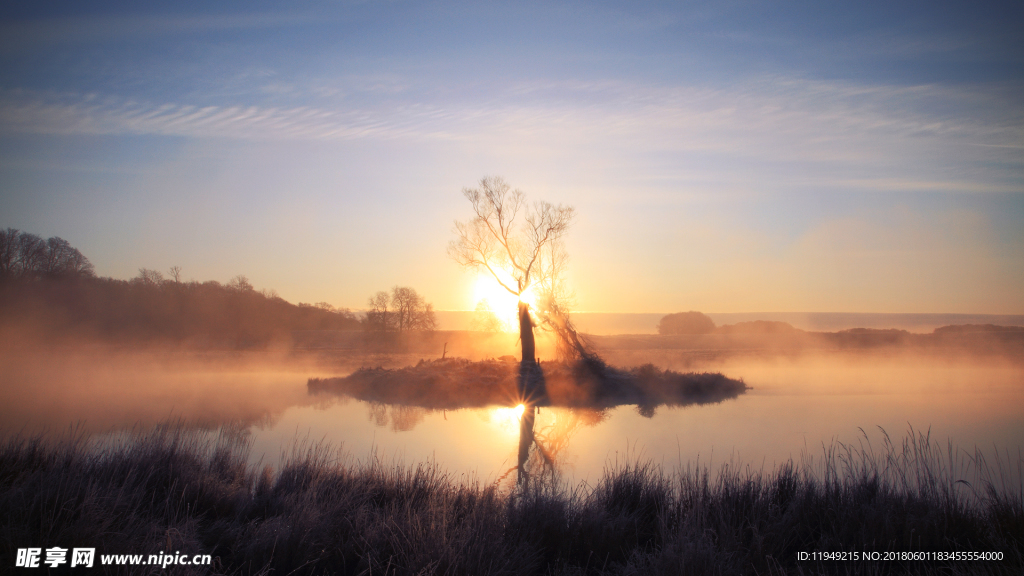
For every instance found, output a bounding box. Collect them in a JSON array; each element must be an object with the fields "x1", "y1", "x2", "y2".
[{"x1": 3, "y1": 345, "x2": 1021, "y2": 489}]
